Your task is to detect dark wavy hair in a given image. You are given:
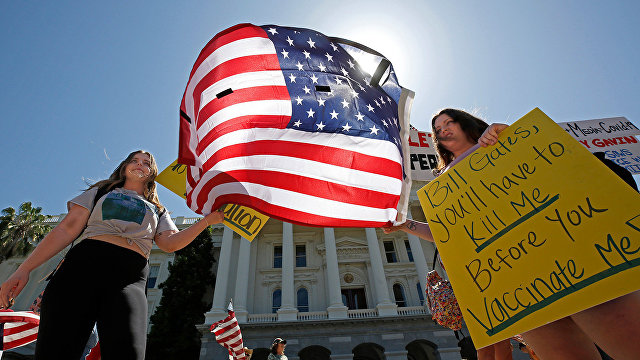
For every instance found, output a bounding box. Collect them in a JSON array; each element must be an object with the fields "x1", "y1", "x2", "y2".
[
  {"x1": 87, "y1": 150, "x2": 164, "y2": 211},
  {"x1": 270, "y1": 340, "x2": 286, "y2": 355},
  {"x1": 431, "y1": 108, "x2": 489, "y2": 173},
  {"x1": 270, "y1": 343, "x2": 279, "y2": 355}
]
